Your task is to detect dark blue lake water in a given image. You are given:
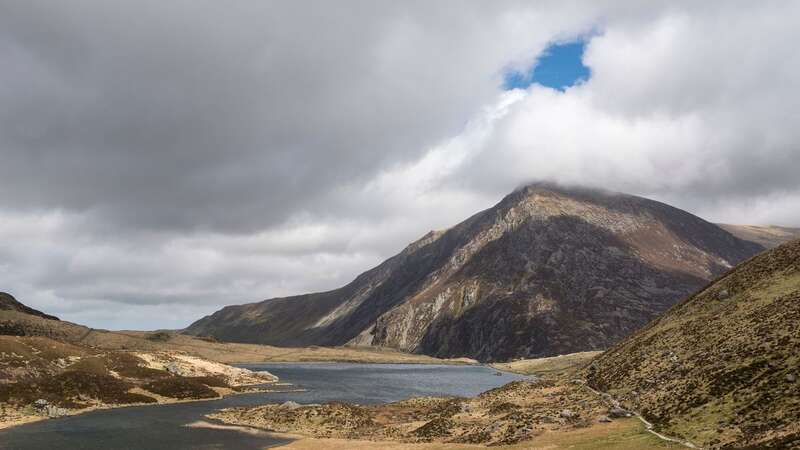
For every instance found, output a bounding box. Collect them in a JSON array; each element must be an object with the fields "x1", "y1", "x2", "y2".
[{"x1": 0, "y1": 363, "x2": 528, "y2": 450}]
